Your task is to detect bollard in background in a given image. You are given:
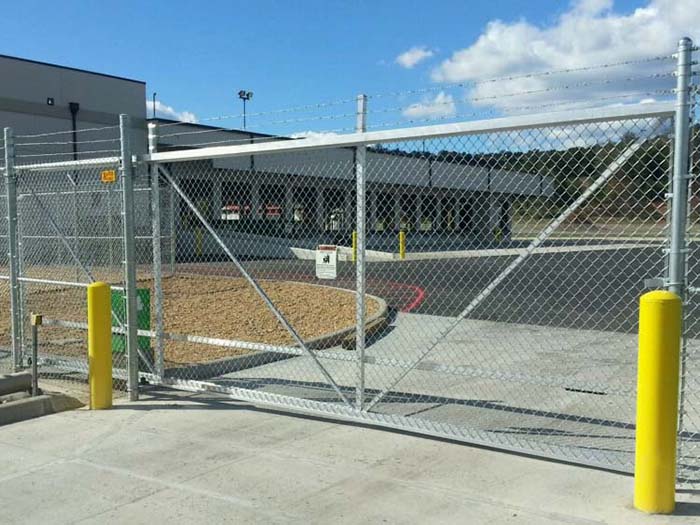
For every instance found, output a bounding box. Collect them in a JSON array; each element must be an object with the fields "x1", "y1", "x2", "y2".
[
  {"x1": 634, "y1": 290, "x2": 682, "y2": 514},
  {"x1": 195, "y1": 226, "x2": 204, "y2": 257},
  {"x1": 88, "y1": 282, "x2": 113, "y2": 410},
  {"x1": 30, "y1": 313, "x2": 42, "y2": 396},
  {"x1": 352, "y1": 230, "x2": 357, "y2": 263},
  {"x1": 399, "y1": 230, "x2": 406, "y2": 260}
]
